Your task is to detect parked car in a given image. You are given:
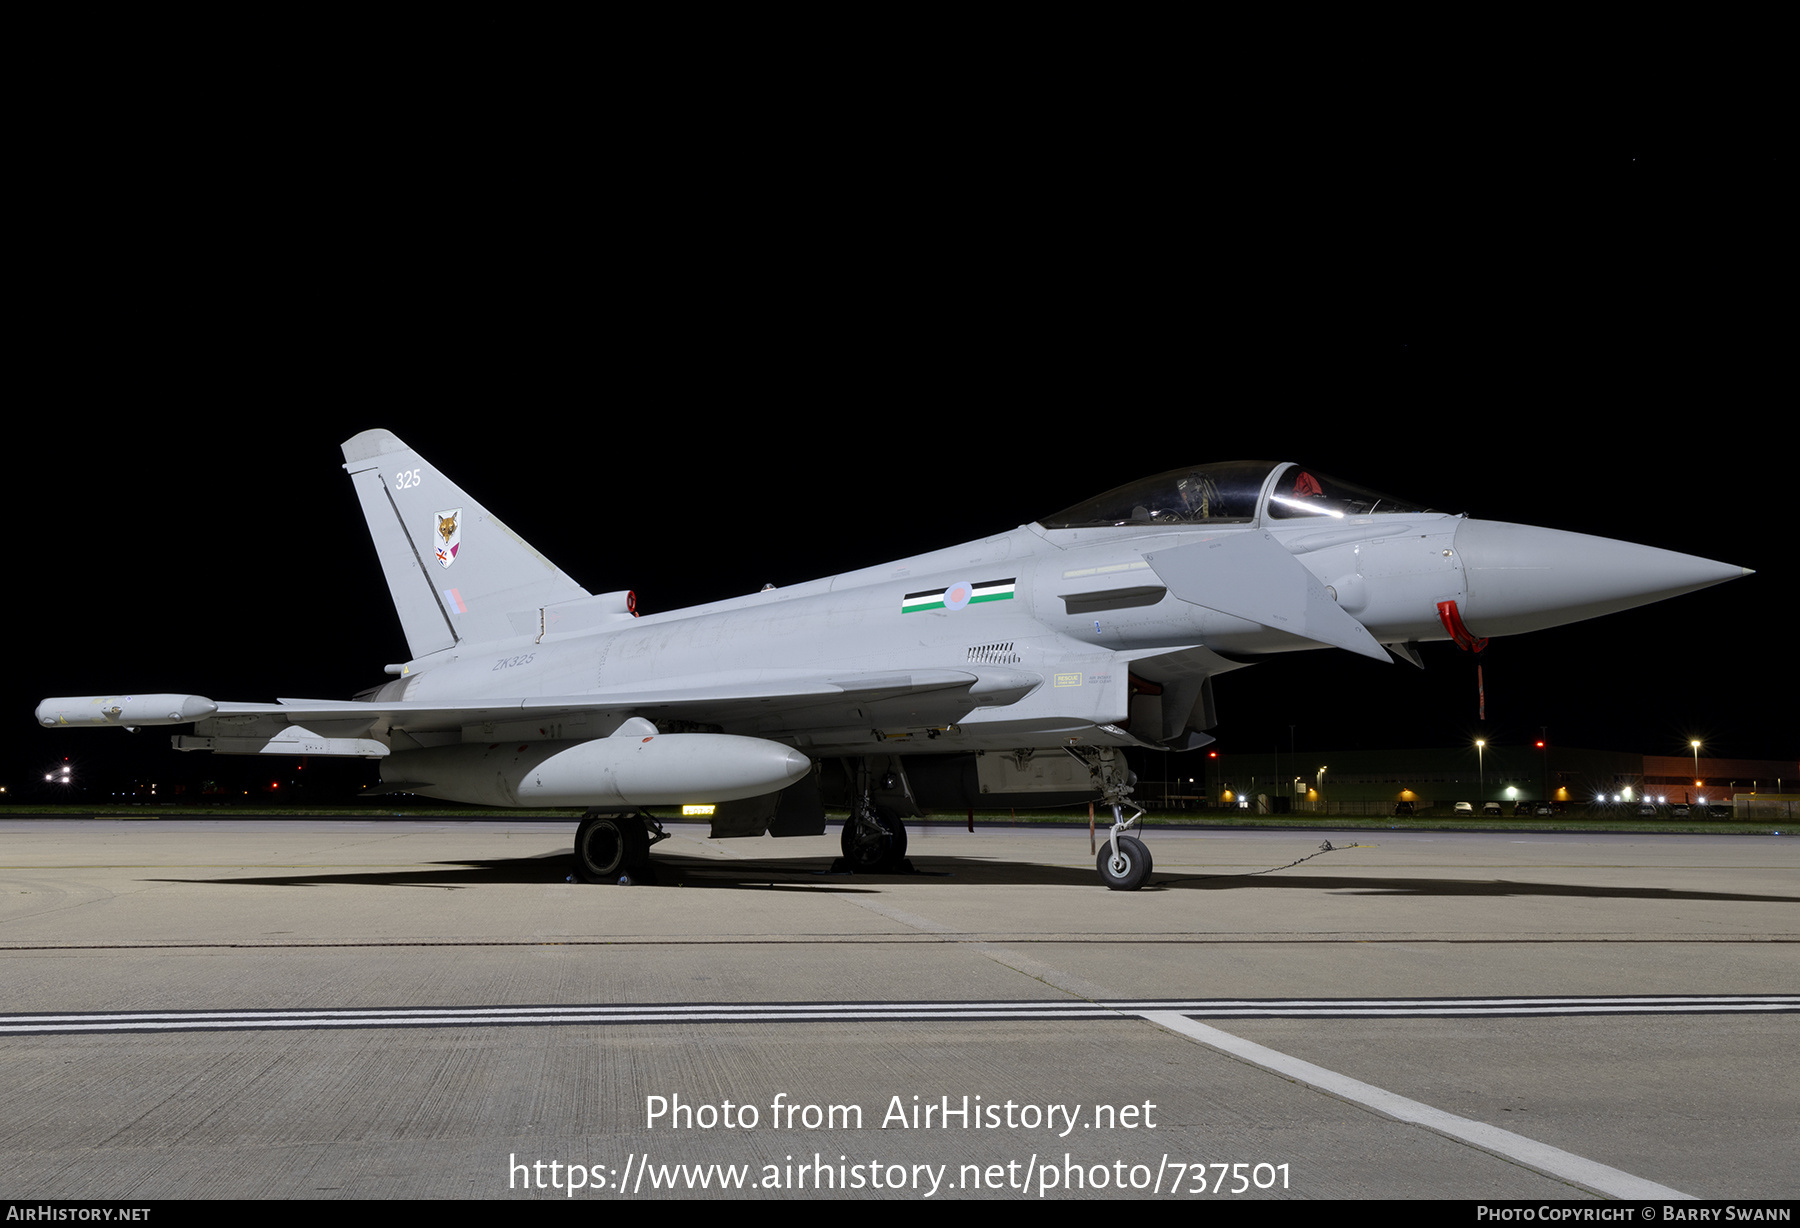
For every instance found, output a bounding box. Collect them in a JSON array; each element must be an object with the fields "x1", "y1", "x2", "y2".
[
  {"x1": 1638, "y1": 803, "x2": 1658, "y2": 816},
  {"x1": 1534, "y1": 804, "x2": 1553, "y2": 815},
  {"x1": 1672, "y1": 804, "x2": 1691, "y2": 816},
  {"x1": 1482, "y1": 802, "x2": 1502, "y2": 816},
  {"x1": 1453, "y1": 802, "x2": 1473, "y2": 814},
  {"x1": 1393, "y1": 801, "x2": 1415, "y2": 816}
]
